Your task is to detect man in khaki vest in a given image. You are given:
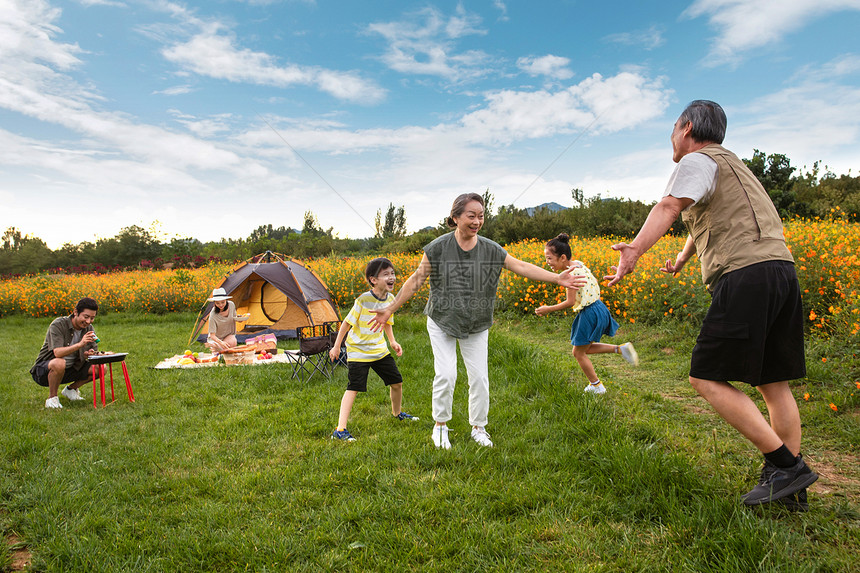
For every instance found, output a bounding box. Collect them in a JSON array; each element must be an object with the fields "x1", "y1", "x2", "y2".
[{"x1": 606, "y1": 100, "x2": 816, "y2": 509}]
